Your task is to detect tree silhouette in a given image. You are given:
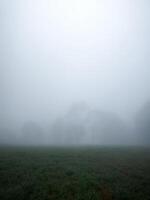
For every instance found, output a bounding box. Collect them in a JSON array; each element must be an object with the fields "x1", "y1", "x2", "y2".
[{"x1": 135, "y1": 101, "x2": 150, "y2": 145}]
